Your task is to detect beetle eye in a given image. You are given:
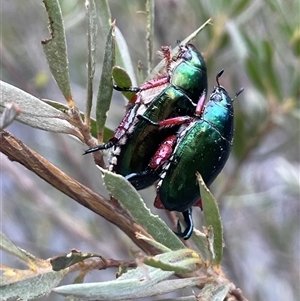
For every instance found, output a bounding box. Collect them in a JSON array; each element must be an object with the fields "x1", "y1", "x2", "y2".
[{"x1": 181, "y1": 50, "x2": 192, "y2": 61}]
